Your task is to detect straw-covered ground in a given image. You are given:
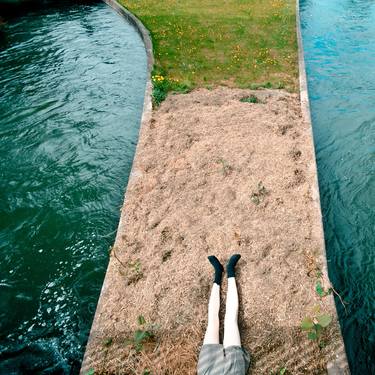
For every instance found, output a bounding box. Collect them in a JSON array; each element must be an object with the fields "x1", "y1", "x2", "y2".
[{"x1": 81, "y1": 88, "x2": 347, "y2": 374}]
